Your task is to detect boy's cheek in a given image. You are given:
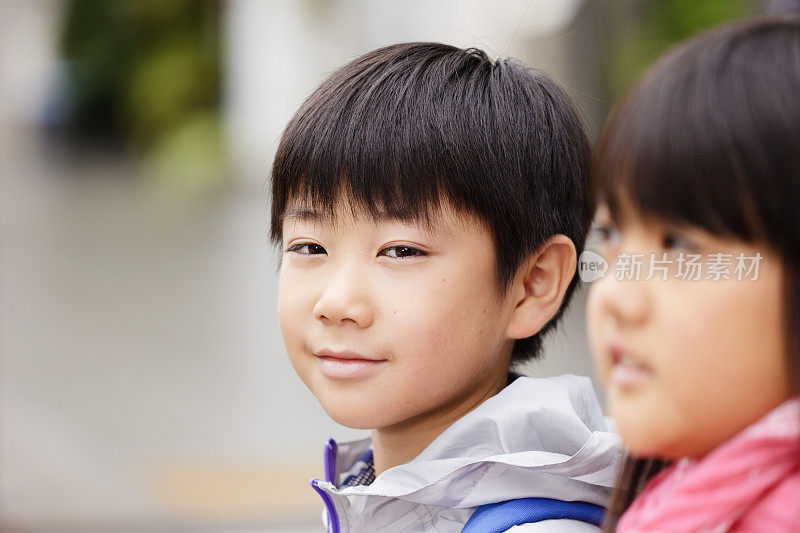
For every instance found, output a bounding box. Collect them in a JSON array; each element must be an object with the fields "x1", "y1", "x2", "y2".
[
  {"x1": 276, "y1": 292, "x2": 310, "y2": 368},
  {"x1": 276, "y1": 271, "x2": 315, "y2": 321}
]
